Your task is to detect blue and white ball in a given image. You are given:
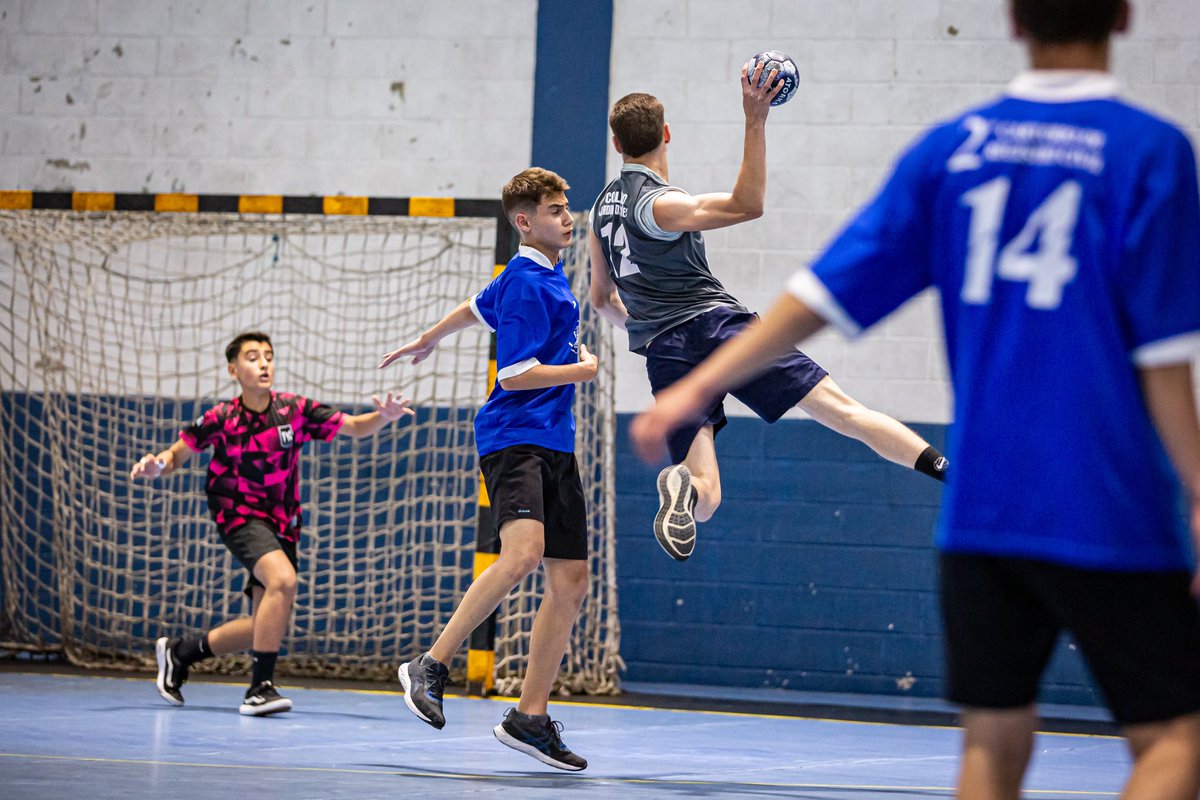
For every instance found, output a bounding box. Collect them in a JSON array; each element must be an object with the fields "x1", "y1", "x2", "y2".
[{"x1": 746, "y1": 50, "x2": 799, "y2": 107}]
